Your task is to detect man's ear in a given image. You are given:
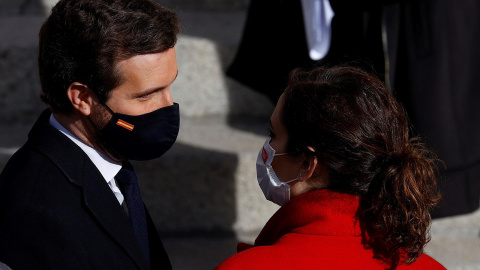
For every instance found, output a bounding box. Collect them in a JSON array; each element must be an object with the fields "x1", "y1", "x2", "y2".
[
  {"x1": 298, "y1": 154, "x2": 318, "y2": 181},
  {"x1": 66, "y1": 82, "x2": 94, "y2": 116}
]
